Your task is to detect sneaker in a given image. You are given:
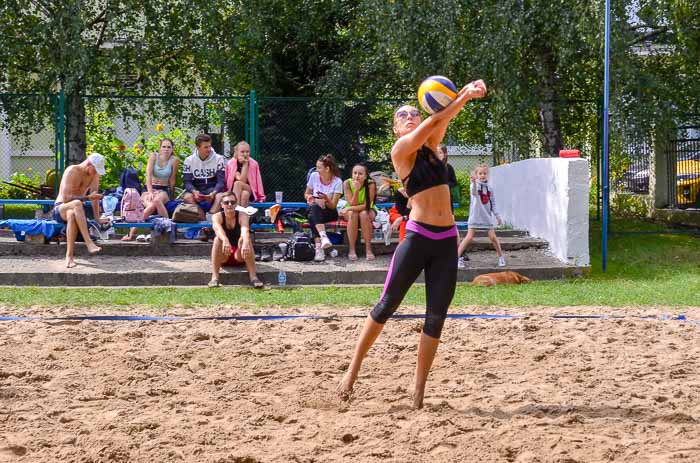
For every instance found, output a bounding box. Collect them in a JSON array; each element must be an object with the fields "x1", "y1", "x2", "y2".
[
  {"x1": 320, "y1": 236, "x2": 332, "y2": 250},
  {"x1": 498, "y1": 256, "x2": 506, "y2": 267},
  {"x1": 314, "y1": 247, "x2": 325, "y2": 262},
  {"x1": 457, "y1": 256, "x2": 467, "y2": 269}
]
